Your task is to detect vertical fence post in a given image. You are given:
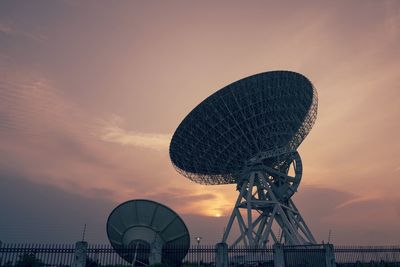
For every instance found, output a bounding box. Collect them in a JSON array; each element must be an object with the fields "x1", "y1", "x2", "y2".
[
  {"x1": 273, "y1": 243, "x2": 285, "y2": 267},
  {"x1": 324, "y1": 244, "x2": 336, "y2": 267},
  {"x1": 73, "y1": 241, "x2": 87, "y2": 267},
  {"x1": 215, "y1": 242, "x2": 228, "y2": 267},
  {"x1": 0, "y1": 240, "x2": 2, "y2": 265}
]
